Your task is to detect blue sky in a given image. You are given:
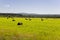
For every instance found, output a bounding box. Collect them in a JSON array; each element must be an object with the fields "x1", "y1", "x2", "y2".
[{"x1": 0, "y1": 0, "x2": 60, "y2": 14}]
